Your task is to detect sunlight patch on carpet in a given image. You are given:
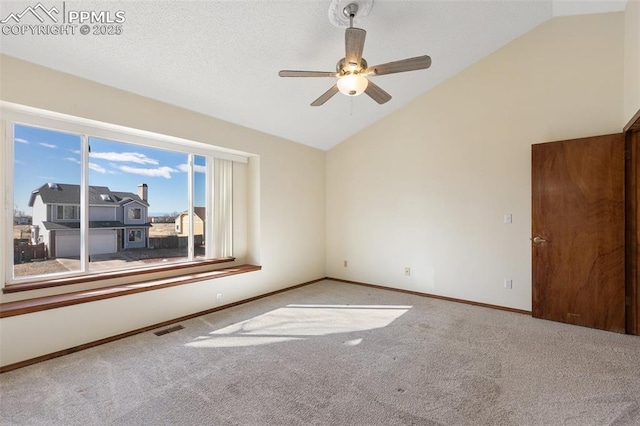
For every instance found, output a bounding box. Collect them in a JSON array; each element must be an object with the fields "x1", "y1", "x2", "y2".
[{"x1": 184, "y1": 304, "x2": 411, "y2": 348}]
